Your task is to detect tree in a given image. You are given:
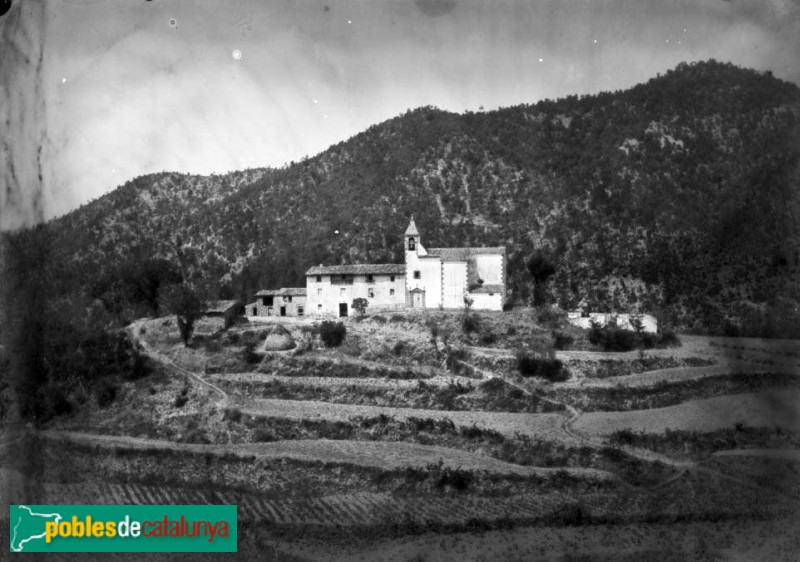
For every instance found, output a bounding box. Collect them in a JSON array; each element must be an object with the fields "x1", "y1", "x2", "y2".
[
  {"x1": 527, "y1": 251, "x2": 557, "y2": 307},
  {"x1": 159, "y1": 283, "x2": 205, "y2": 346},
  {"x1": 352, "y1": 297, "x2": 368, "y2": 317}
]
